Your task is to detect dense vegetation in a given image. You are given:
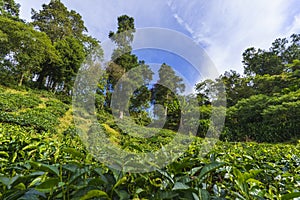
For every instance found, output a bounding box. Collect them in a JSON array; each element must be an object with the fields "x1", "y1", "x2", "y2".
[
  {"x1": 0, "y1": 85, "x2": 299, "y2": 199},
  {"x1": 0, "y1": 0, "x2": 300, "y2": 199}
]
